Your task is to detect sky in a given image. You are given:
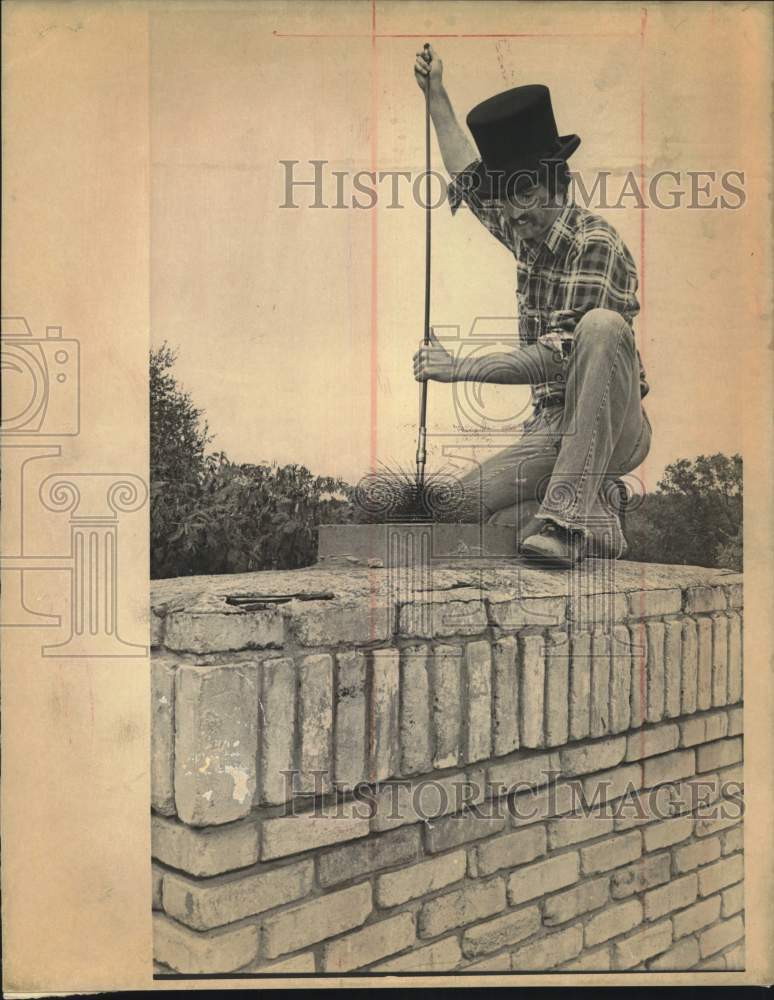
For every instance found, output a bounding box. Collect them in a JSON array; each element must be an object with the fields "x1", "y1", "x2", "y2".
[{"x1": 149, "y1": 2, "x2": 757, "y2": 496}]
